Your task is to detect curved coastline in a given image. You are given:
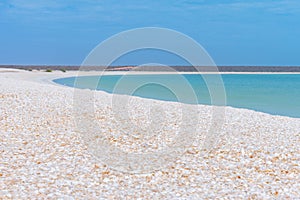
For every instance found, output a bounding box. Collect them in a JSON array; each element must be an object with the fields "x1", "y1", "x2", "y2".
[
  {"x1": 52, "y1": 72, "x2": 300, "y2": 119},
  {"x1": 5, "y1": 68, "x2": 297, "y2": 121},
  {"x1": 1, "y1": 68, "x2": 300, "y2": 198}
]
